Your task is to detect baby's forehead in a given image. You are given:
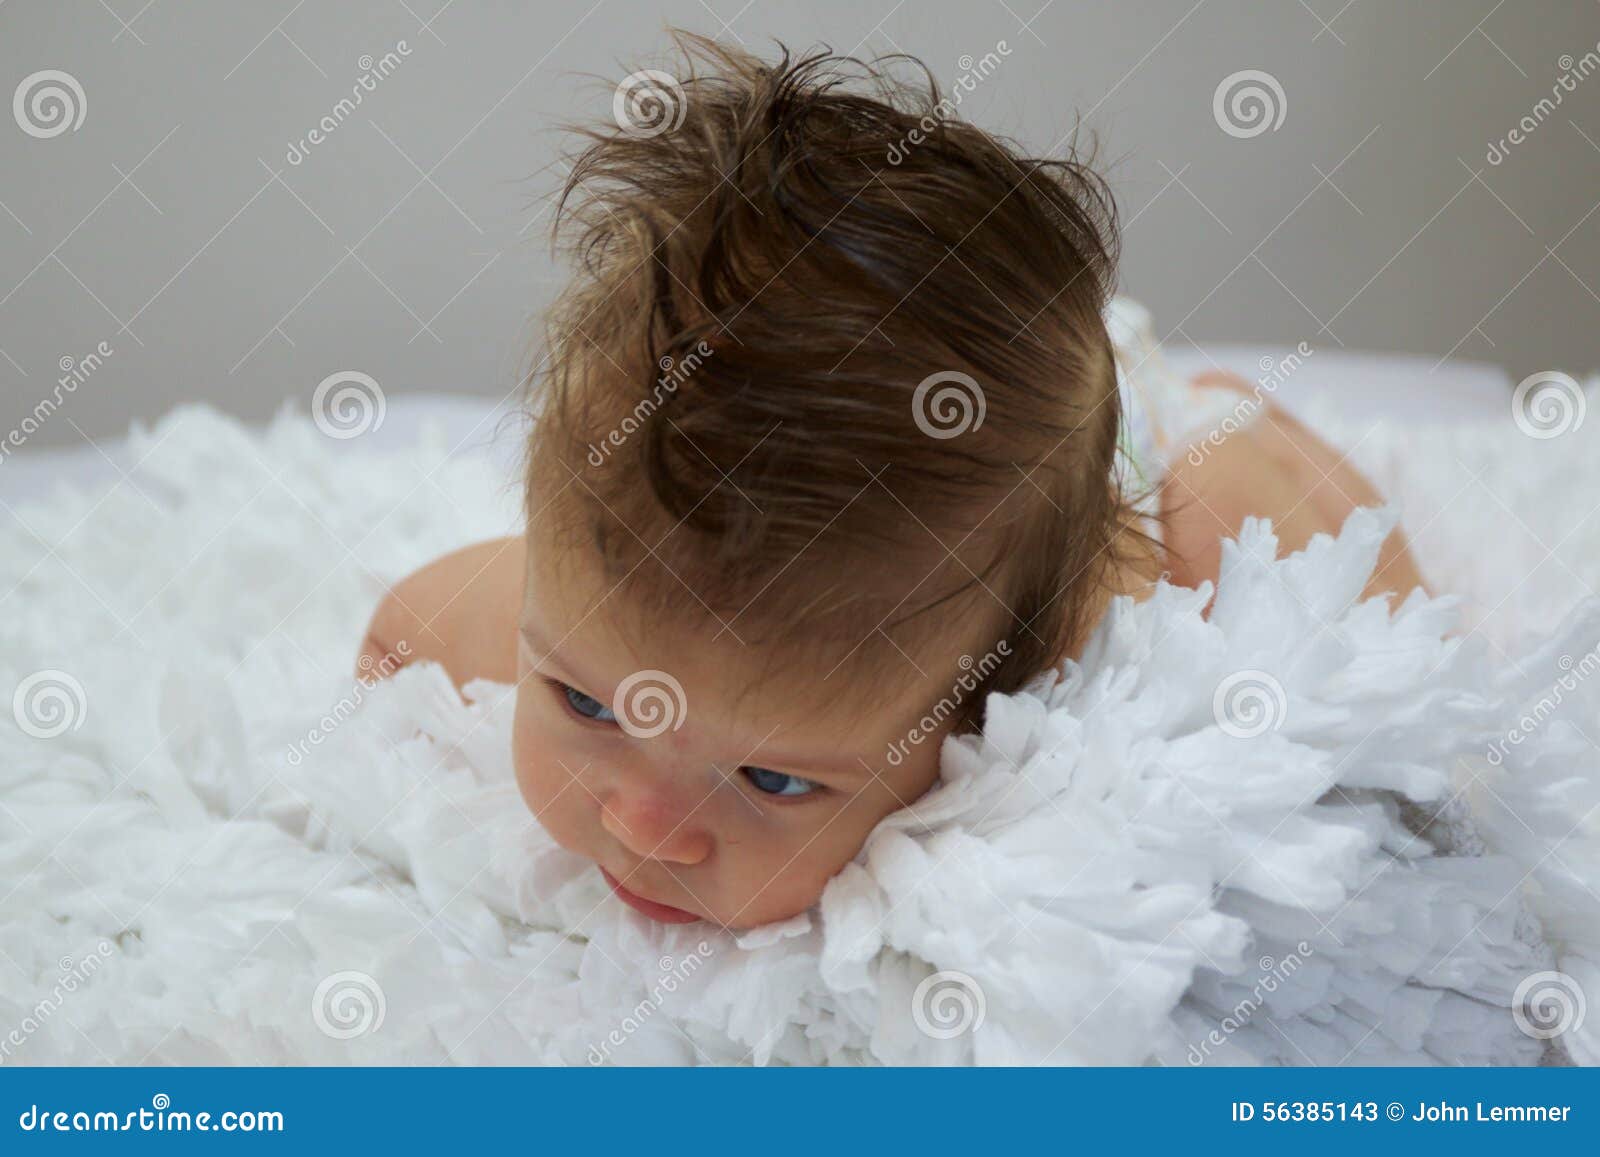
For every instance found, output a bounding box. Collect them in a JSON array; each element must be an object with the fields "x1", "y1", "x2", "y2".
[{"x1": 522, "y1": 539, "x2": 996, "y2": 748}]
